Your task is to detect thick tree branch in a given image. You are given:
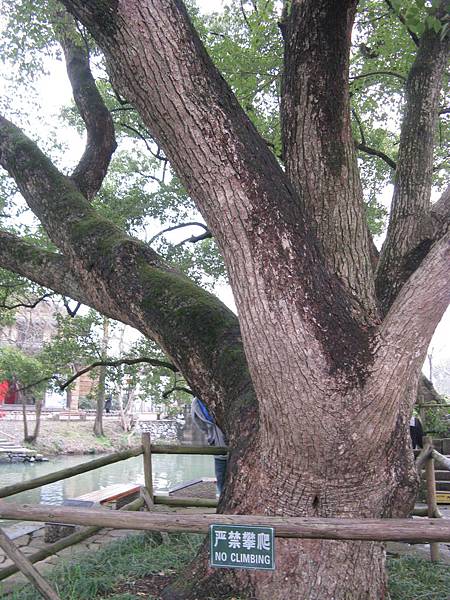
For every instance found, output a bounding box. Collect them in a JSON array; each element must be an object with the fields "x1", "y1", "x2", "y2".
[
  {"x1": 431, "y1": 184, "x2": 450, "y2": 221},
  {"x1": 58, "y1": 0, "x2": 375, "y2": 379},
  {"x1": 0, "y1": 117, "x2": 253, "y2": 432},
  {"x1": 0, "y1": 231, "x2": 153, "y2": 330},
  {"x1": 378, "y1": 231, "x2": 450, "y2": 385},
  {"x1": 60, "y1": 357, "x2": 177, "y2": 390},
  {"x1": 376, "y1": 24, "x2": 449, "y2": 313},
  {"x1": 429, "y1": 184, "x2": 450, "y2": 246},
  {"x1": 281, "y1": 0, "x2": 377, "y2": 319},
  {"x1": 0, "y1": 231, "x2": 89, "y2": 306},
  {"x1": 58, "y1": 14, "x2": 117, "y2": 199}
]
